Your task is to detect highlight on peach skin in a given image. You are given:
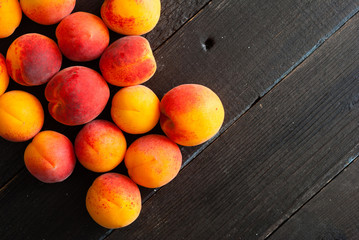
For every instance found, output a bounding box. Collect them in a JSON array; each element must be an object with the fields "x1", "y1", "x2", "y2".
[
  {"x1": 99, "y1": 36, "x2": 156, "y2": 87},
  {"x1": 0, "y1": 0, "x2": 22, "y2": 38},
  {"x1": 0, "y1": 53, "x2": 9, "y2": 96},
  {"x1": 160, "y1": 84, "x2": 225, "y2": 146},
  {"x1": 24, "y1": 131, "x2": 76, "y2": 183},
  {"x1": 20, "y1": 0, "x2": 76, "y2": 25},
  {"x1": 86, "y1": 173, "x2": 141, "y2": 229},
  {"x1": 6, "y1": 33, "x2": 62, "y2": 86},
  {"x1": 101, "y1": 0, "x2": 161, "y2": 36},
  {"x1": 56, "y1": 11, "x2": 110, "y2": 62},
  {"x1": 0, "y1": 90, "x2": 44, "y2": 142},
  {"x1": 111, "y1": 85, "x2": 160, "y2": 134},
  {"x1": 125, "y1": 134, "x2": 182, "y2": 188},
  {"x1": 45, "y1": 66, "x2": 110, "y2": 126},
  {"x1": 75, "y1": 120, "x2": 127, "y2": 173}
]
